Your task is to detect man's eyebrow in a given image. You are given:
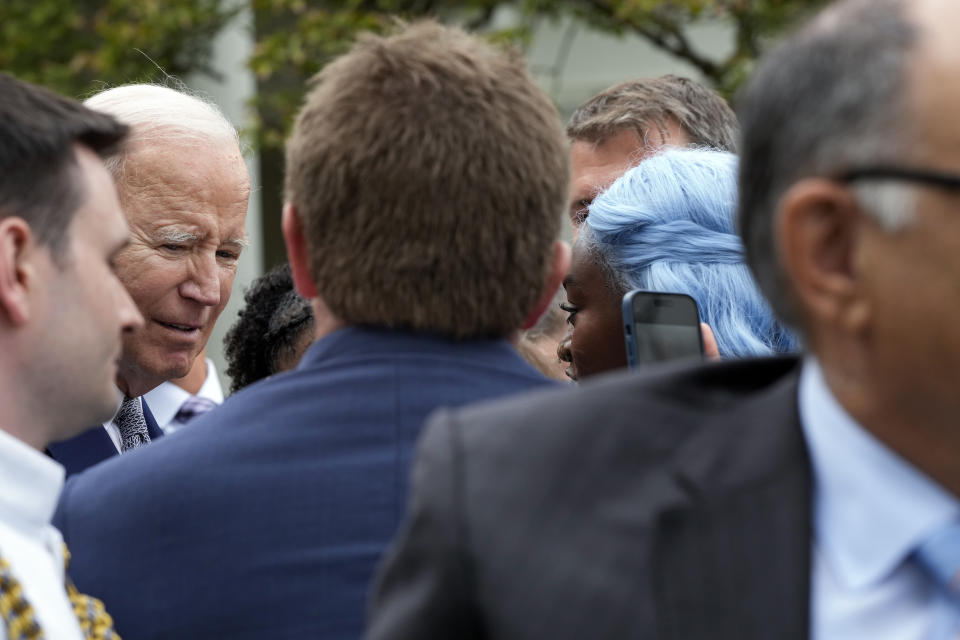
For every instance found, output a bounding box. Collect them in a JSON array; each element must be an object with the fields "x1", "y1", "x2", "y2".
[
  {"x1": 224, "y1": 236, "x2": 249, "y2": 248},
  {"x1": 156, "y1": 229, "x2": 201, "y2": 243},
  {"x1": 563, "y1": 274, "x2": 577, "y2": 289}
]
